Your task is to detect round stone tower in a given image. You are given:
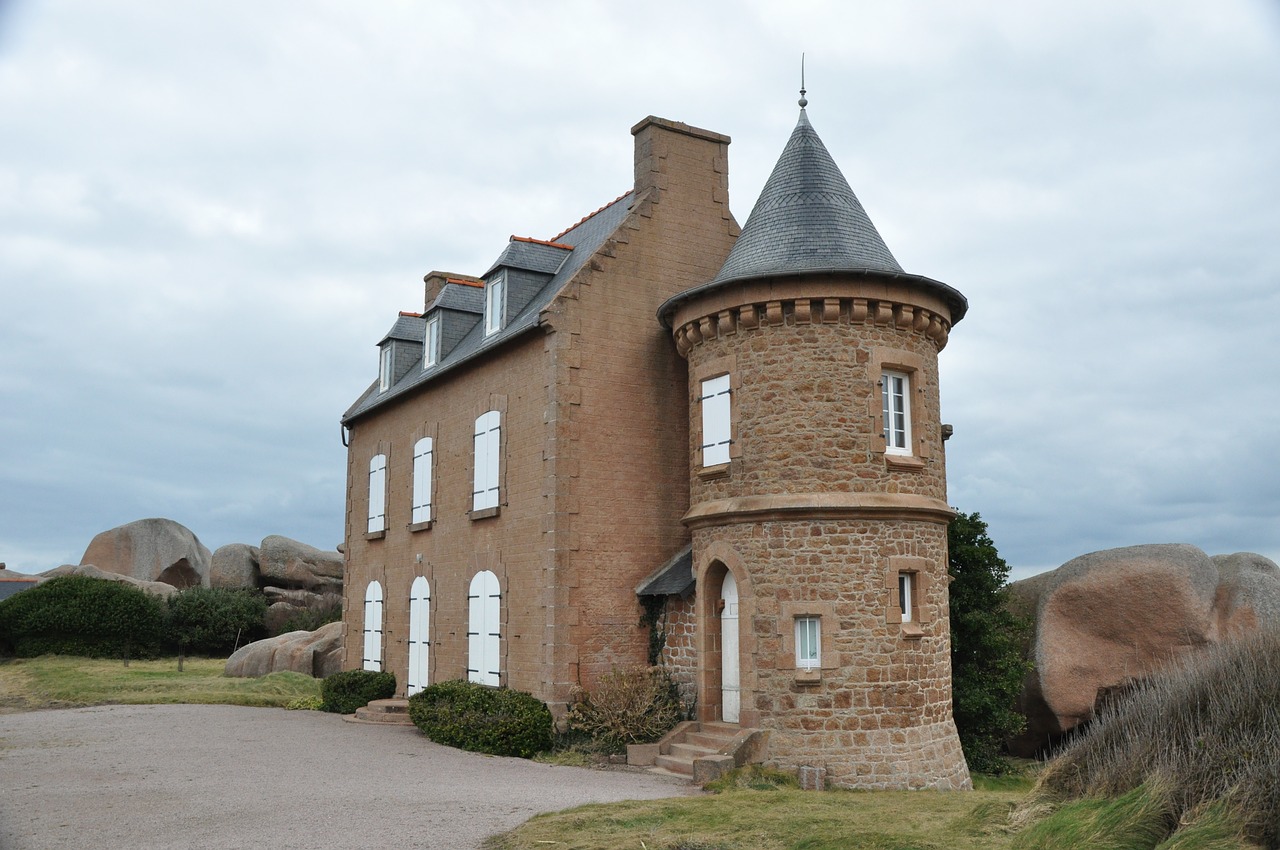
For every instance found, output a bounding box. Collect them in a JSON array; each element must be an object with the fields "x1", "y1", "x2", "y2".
[{"x1": 658, "y1": 104, "x2": 971, "y2": 790}]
